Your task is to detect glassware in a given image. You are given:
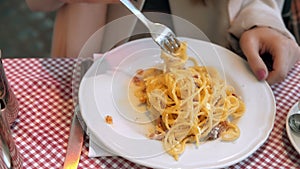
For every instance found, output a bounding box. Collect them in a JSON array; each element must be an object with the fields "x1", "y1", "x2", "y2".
[{"x1": 0, "y1": 51, "x2": 23, "y2": 168}]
